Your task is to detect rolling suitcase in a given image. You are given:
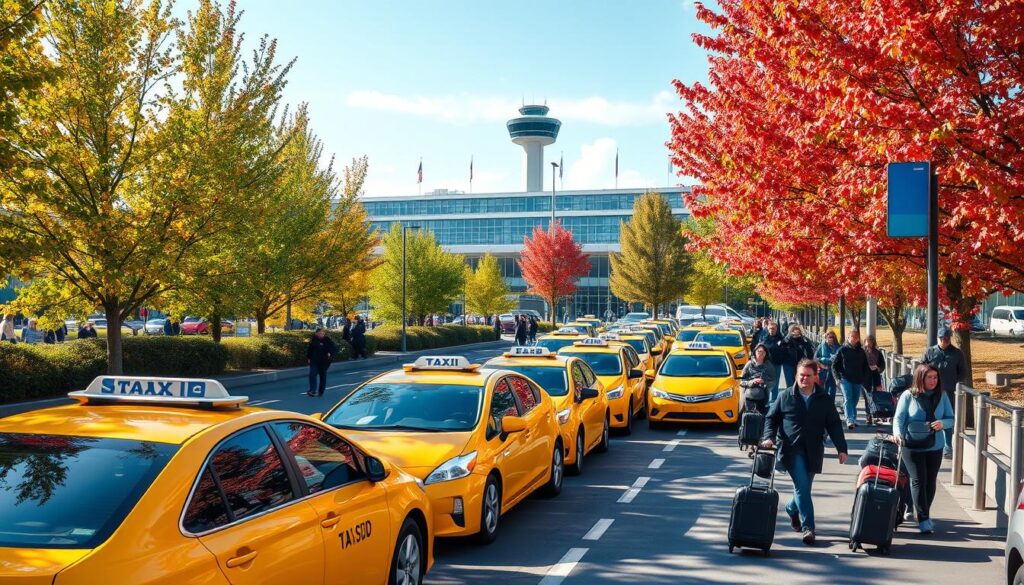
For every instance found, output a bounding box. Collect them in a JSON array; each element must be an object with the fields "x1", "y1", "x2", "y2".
[
  {"x1": 869, "y1": 390, "x2": 896, "y2": 419},
  {"x1": 859, "y1": 435, "x2": 900, "y2": 470},
  {"x1": 849, "y1": 444, "x2": 901, "y2": 554},
  {"x1": 738, "y1": 409, "x2": 765, "y2": 448},
  {"x1": 728, "y1": 447, "x2": 778, "y2": 556}
]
